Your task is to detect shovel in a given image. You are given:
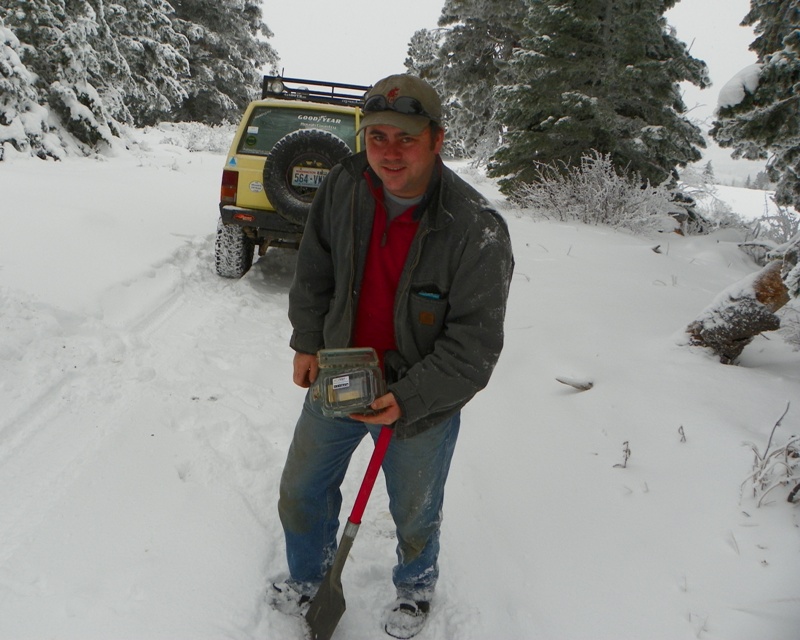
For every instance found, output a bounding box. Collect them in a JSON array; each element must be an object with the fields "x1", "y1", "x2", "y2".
[{"x1": 305, "y1": 424, "x2": 393, "y2": 640}]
